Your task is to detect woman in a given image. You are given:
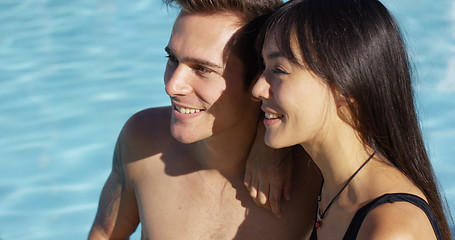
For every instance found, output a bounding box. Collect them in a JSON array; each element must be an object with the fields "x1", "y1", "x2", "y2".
[{"x1": 251, "y1": 0, "x2": 453, "y2": 239}]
